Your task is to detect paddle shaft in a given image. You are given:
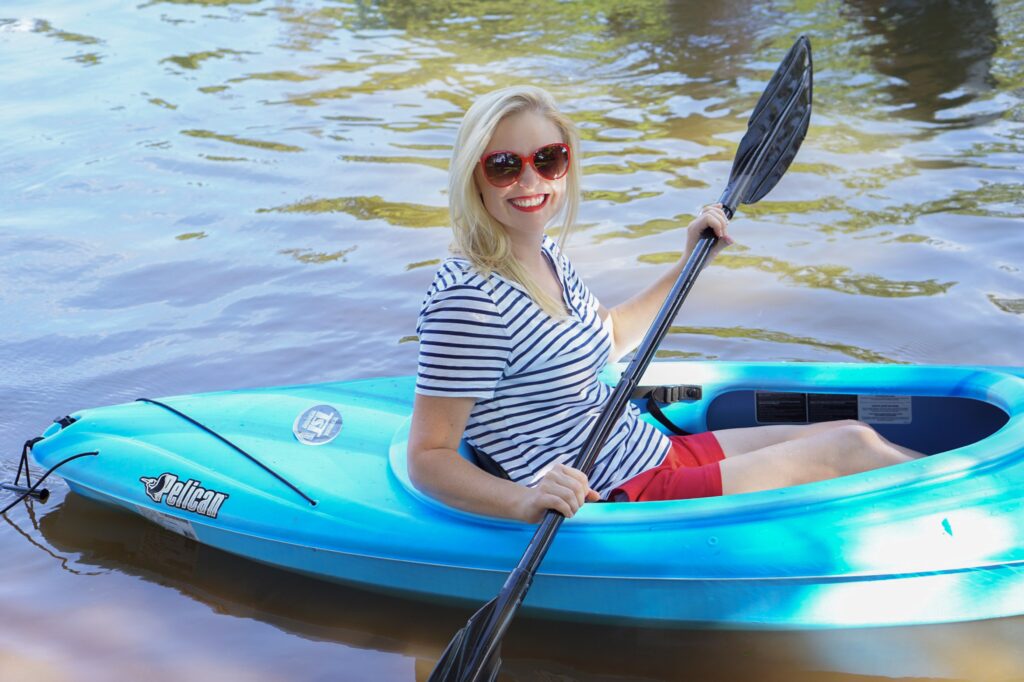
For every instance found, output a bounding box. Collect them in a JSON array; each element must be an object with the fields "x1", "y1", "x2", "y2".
[{"x1": 456, "y1": 207, "x2": 729, "y2": 682}]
